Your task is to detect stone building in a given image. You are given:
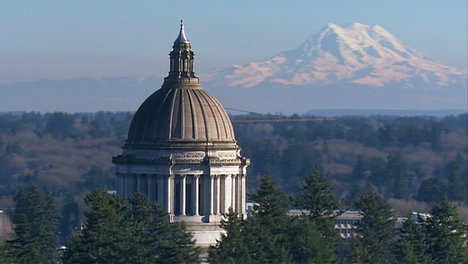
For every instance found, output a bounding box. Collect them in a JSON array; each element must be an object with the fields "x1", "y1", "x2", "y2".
[{"x1": 113, "y1": 21, "x2": 249, "y2": 247}]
